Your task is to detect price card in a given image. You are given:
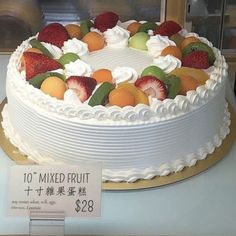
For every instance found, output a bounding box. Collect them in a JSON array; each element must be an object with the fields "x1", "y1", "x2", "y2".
[{"x1": 7, "y1": 164, "x2": 102, "y2": 217}]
